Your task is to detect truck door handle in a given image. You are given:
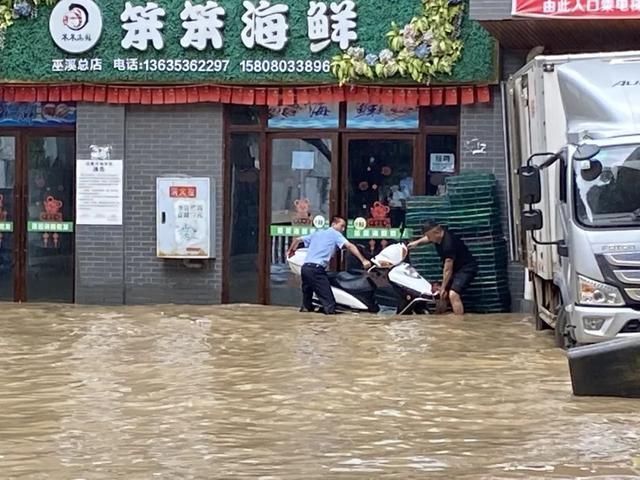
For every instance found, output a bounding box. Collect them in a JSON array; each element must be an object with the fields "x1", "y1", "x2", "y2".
[{"x1": 161, "y1": 212, "x2": 166, "y2": 224}]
